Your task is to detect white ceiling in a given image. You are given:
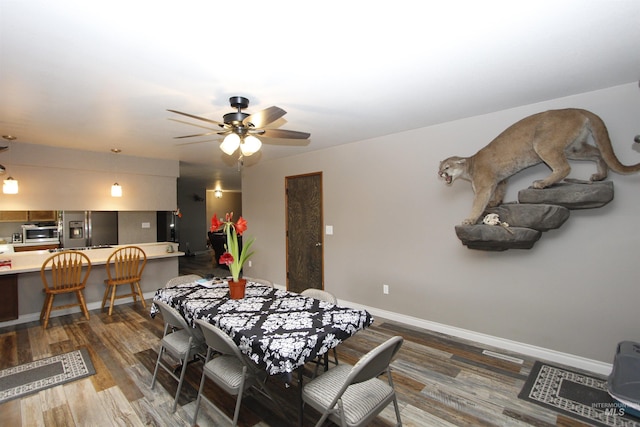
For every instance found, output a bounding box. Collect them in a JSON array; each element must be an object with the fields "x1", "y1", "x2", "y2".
[{"x1": 1, "y1": 1, "x2": 639, "y2": 191}]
